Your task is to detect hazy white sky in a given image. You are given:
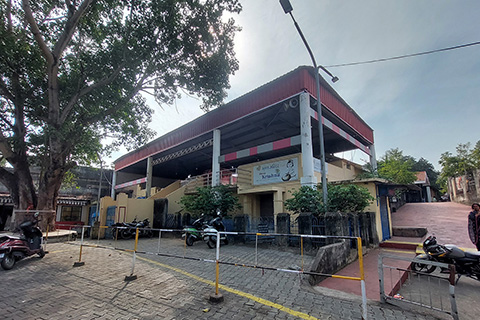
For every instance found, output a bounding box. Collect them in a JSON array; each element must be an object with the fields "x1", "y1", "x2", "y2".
[{"x1": 109, "y1": 0, "x2": 480, "y2": 171}]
